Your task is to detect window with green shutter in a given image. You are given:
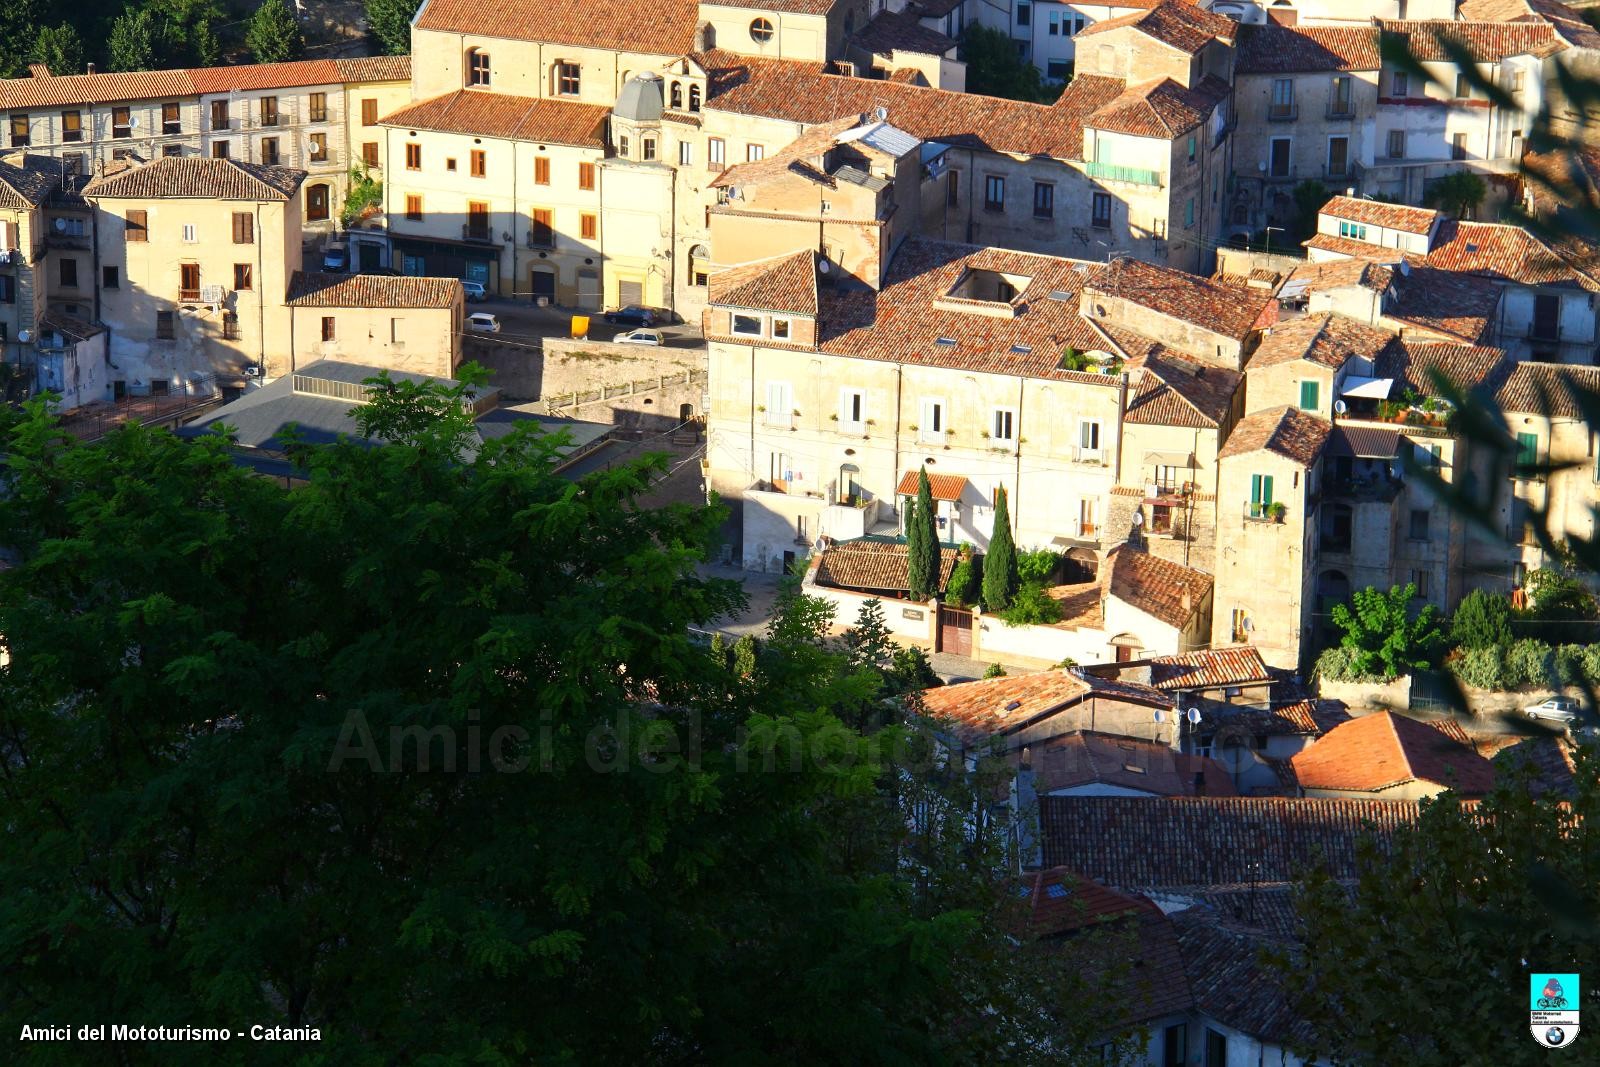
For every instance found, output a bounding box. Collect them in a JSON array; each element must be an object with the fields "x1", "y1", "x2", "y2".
[
  {"x1": 1249, "y1": 473, "x2": 1274, "y2": 519},
  {"x1": 1299, "y1": 380, "x2": 1319, "y2": 411},
  {"x1": 1516, "y1": 432, "x2": 1539, "y2": 472}
]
